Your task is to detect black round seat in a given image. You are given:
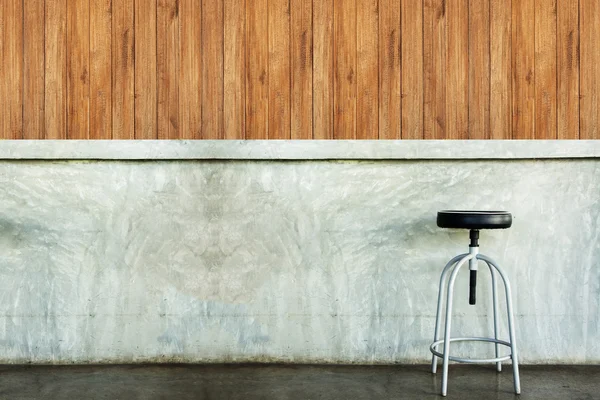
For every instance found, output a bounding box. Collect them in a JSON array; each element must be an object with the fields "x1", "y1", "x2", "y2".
[{"x1": 437, "y1": 210, "x2": 512, "y2": 230}]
